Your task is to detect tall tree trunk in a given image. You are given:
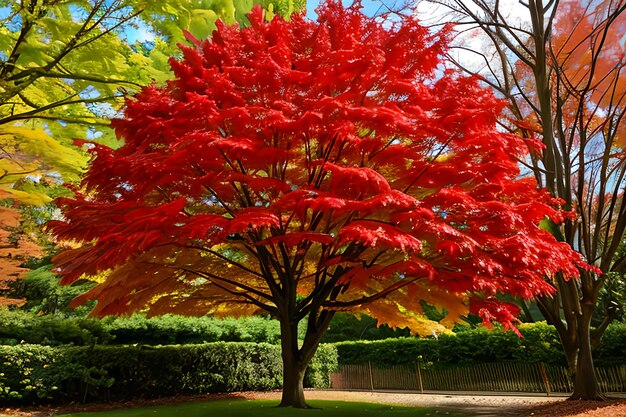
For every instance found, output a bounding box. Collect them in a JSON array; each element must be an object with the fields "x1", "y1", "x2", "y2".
[
  {"x1": 570, "y1": 305, "x2": 604, "y2": 400},
  {"x1": 277, "y1": 304, "x2": 334, "y2": 408},
  {"x1": 279, "y1": 347, "x2": 309, "y2": 408},
  {"x1": 278, "y1": 317, "x2": 313, "y2": 408},
  {"x1": 539, "y1": 295, "x2": 604, "y2": 400}
]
